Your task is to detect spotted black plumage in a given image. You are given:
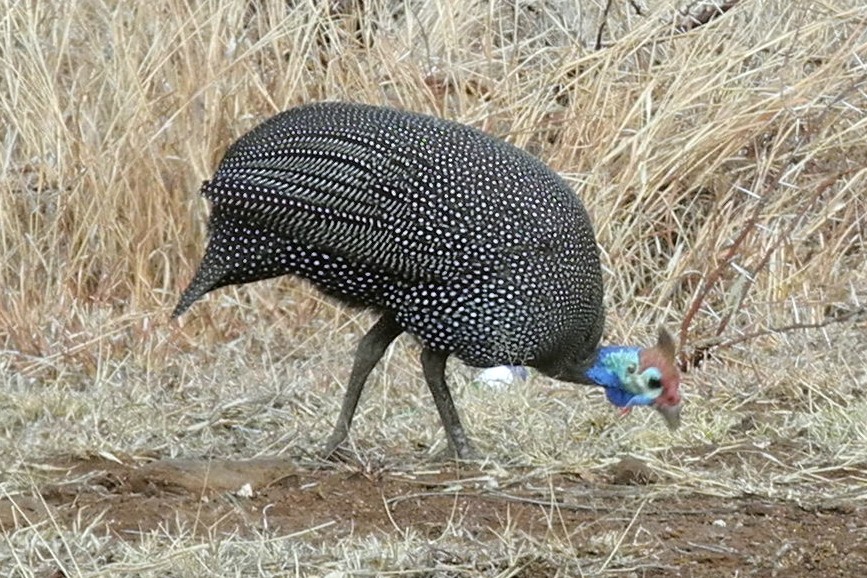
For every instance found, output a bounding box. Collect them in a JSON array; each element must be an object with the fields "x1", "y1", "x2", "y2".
[{"x1": 174, "y1": 102, "x2": 624, "y2": 458}]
